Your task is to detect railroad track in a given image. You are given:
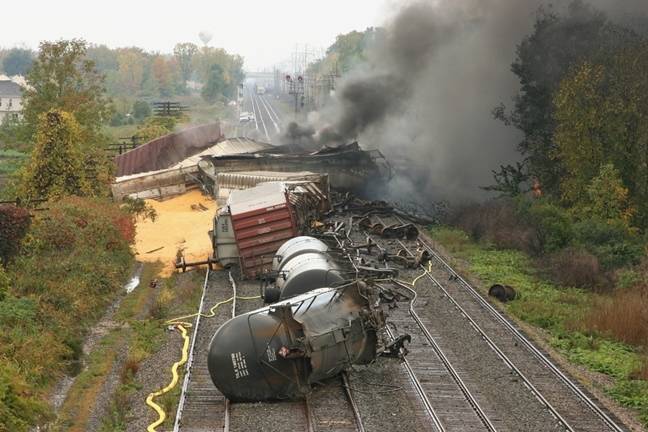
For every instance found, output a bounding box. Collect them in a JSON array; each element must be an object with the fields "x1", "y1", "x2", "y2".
[
  {"x1": 340, "y1": 227, "x2": 494, "y2": 432},
  {"x1": 173, "y1": 269, "x2": 367, "y2": 432},
  {"x1": 384, "y1": 279, "x2": 497, "y2": 432},
  {"x1": 374, "y1": 213, "x2": 626, "y2": 432},
  {"x1": 172, "y1": 269, "x2": 231, "y2": 431}
]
